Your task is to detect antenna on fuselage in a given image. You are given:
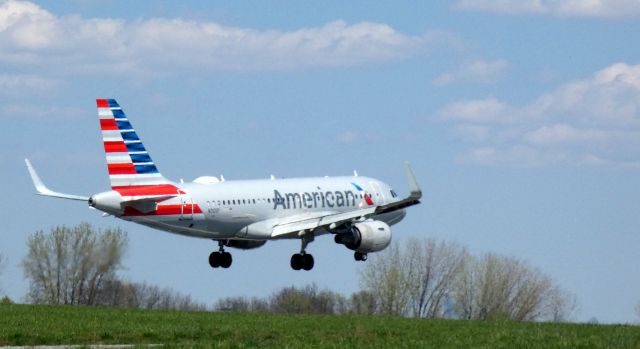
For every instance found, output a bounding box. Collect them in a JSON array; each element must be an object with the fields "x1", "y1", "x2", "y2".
[
  {"x1": 220, "y1": 174, "x2": 225, "y2": 182},
  {"x1": 353, "y1": 170, "x2": 358, "y2": 177},
  {"x1": 270, "y1": 175, "x2": 275, "y2": 180}
]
